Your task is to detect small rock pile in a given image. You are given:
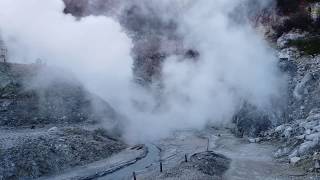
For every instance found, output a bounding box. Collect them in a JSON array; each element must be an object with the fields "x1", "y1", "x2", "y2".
[
  {"x1": 261, "y1": 109, "x2": 320, "y2": 172},
  {"x1": 263, "y1": 108, "x2": 320, "y2": 159},
  {"x1": 190, "y1": 151, "x2": 231, "y2": 176}
]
